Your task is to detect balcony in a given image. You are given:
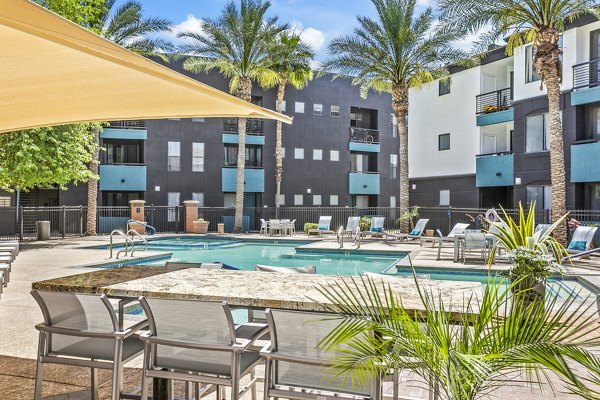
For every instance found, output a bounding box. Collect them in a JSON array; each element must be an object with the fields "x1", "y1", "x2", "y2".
[
  {"x1": 475, "y1": 152, "x2": 514, "y2": 187},
  {"x1": 222, "y1": 133, "x2": 265, "y2": 146},
  {"x1": 475, "y1": 88, "x2": 514, "y2": 126},
  {"x1": 99, "y1": 164, "x2": 147, "y2": 191},
  {"x1": 571, "y1": 140, "x2": 600, "y2": 182},
  {"x1": 571, "y1": 59, "x2": 600, "y2": 105},
  {"x1": 348, "y1": 172, "x2": 380, "y2": 195},
  {"x1": 101, "y1": 120, "x2": 147, "y2": 140},
  {"x1": 349, "y1": 128, "x2": 380, "y2": 152},
  {"x1": 221, "y1": 167, "x2": 264, "y2": 193},
  {"x1": 224, "y1": 118, "x2": 263, "y2": 134}
]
